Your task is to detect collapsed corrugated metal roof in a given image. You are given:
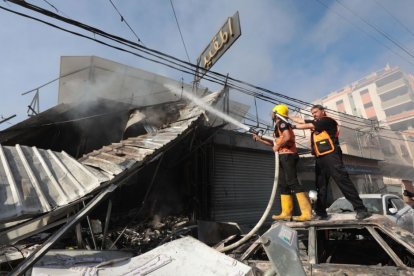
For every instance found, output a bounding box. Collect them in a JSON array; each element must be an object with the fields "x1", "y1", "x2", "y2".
[
  {"x1": 0, "y1": 90, "x2": 222, "y2": 224},
  {"x1": 0, "y1": 145, "x2": 109, "y2": 223},
  {"x1": 79, "y1": 91, "x2": 221, "y2": 177}
]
